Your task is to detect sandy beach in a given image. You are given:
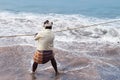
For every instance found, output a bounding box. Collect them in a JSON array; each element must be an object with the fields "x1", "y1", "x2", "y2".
[{"x1": 0, "y1": 41, "x2": 120, "y2": 80}]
